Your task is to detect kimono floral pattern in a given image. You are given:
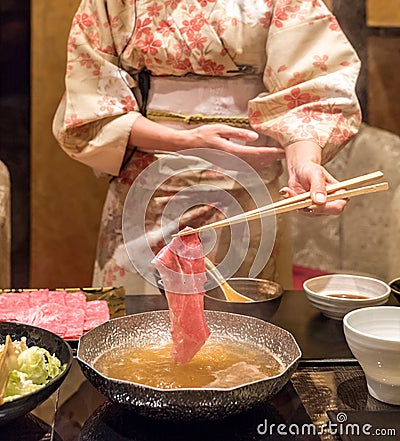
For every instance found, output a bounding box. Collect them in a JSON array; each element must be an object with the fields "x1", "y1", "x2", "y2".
[
  {"x1": 54, "y1": 0, "x2": 361, "y2": 174},
  {"x1": 53, "y1": 0, "x2": 361, "y2": 290}
]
